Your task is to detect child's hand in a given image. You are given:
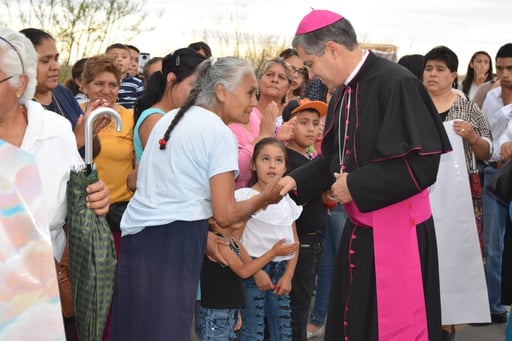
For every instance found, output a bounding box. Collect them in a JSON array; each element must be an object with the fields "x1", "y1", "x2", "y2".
[
  {"x1": 233, "y1": 311, "x2": 242, "y2": 331},
  {"x1": 273, "y1": 276, "x2": 292, "y2": 296},
  {"x1": 253, "y1": 270, "x2": 273, "y2": 291},
  {"x1": 271, "y1": 238, "x2": 299, "y2": 256},
  {"x1": 206, "y1": 230, "x2": 228, "y2": 266},
  {"x1": 275, "y1": 116, "x2": 297, "y2": 142}
]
